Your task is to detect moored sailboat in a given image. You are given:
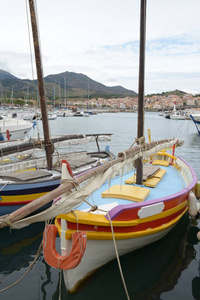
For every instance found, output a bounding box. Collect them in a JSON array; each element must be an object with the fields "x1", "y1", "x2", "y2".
[
  {"x1": 0, "y1": 1, "x2": 200, "y2": 297},
  {"x1": 22, "y1": 0, "x2": 199, "y2": 295},
  {"x1": 0, "y1": 1, "x2": 113, "y2": 218}
]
